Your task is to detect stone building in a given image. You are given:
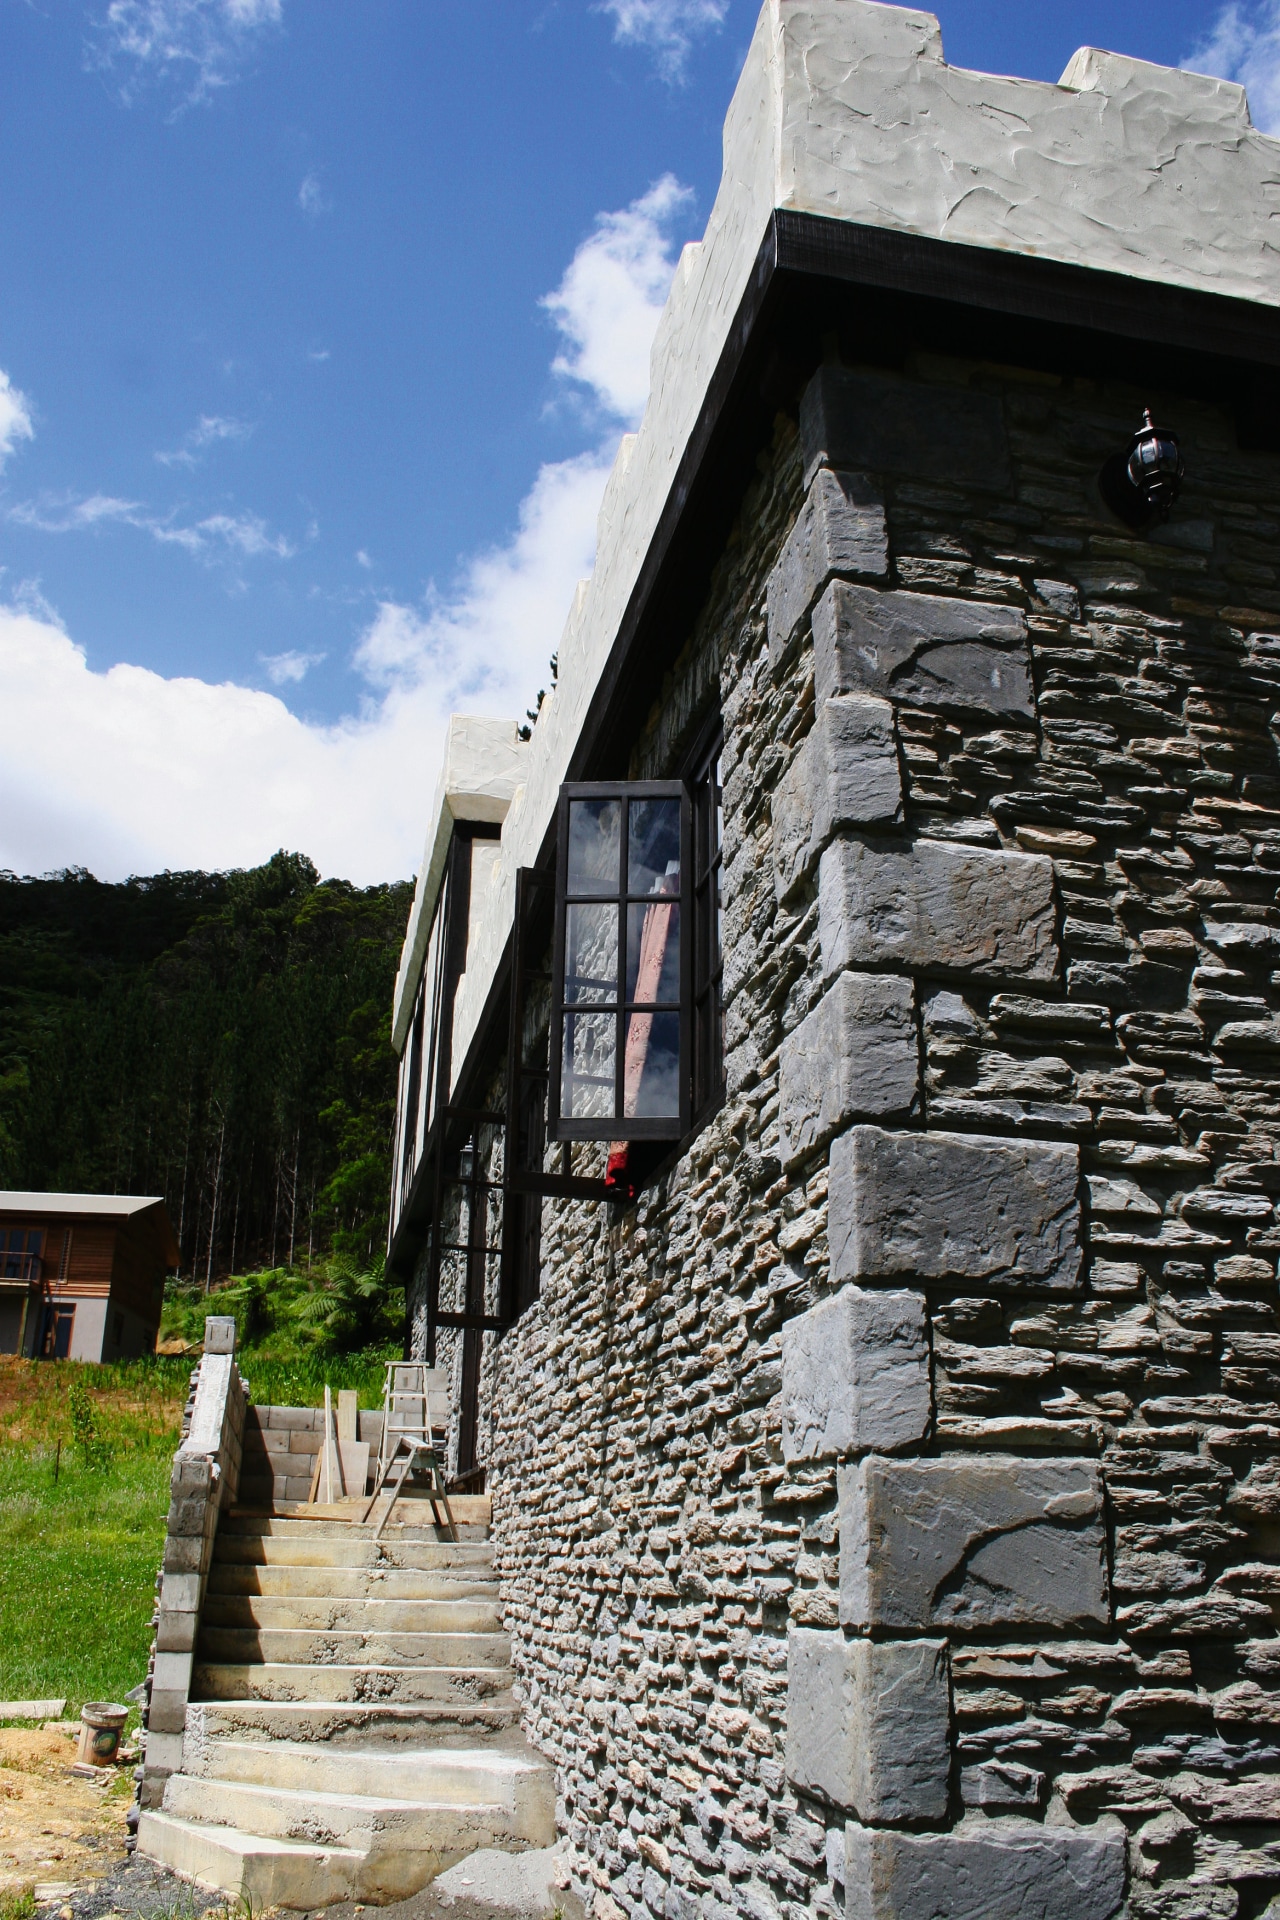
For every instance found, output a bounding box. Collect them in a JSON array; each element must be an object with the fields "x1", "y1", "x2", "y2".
[{"x1": 387, "y1": 7, "x2": 1280, "y2": 1917}]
